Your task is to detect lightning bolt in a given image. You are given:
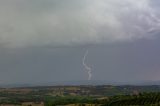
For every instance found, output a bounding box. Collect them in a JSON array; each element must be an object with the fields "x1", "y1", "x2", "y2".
[{"x1": 82, "y1": 50, "x2": 92, "y2": 80}]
